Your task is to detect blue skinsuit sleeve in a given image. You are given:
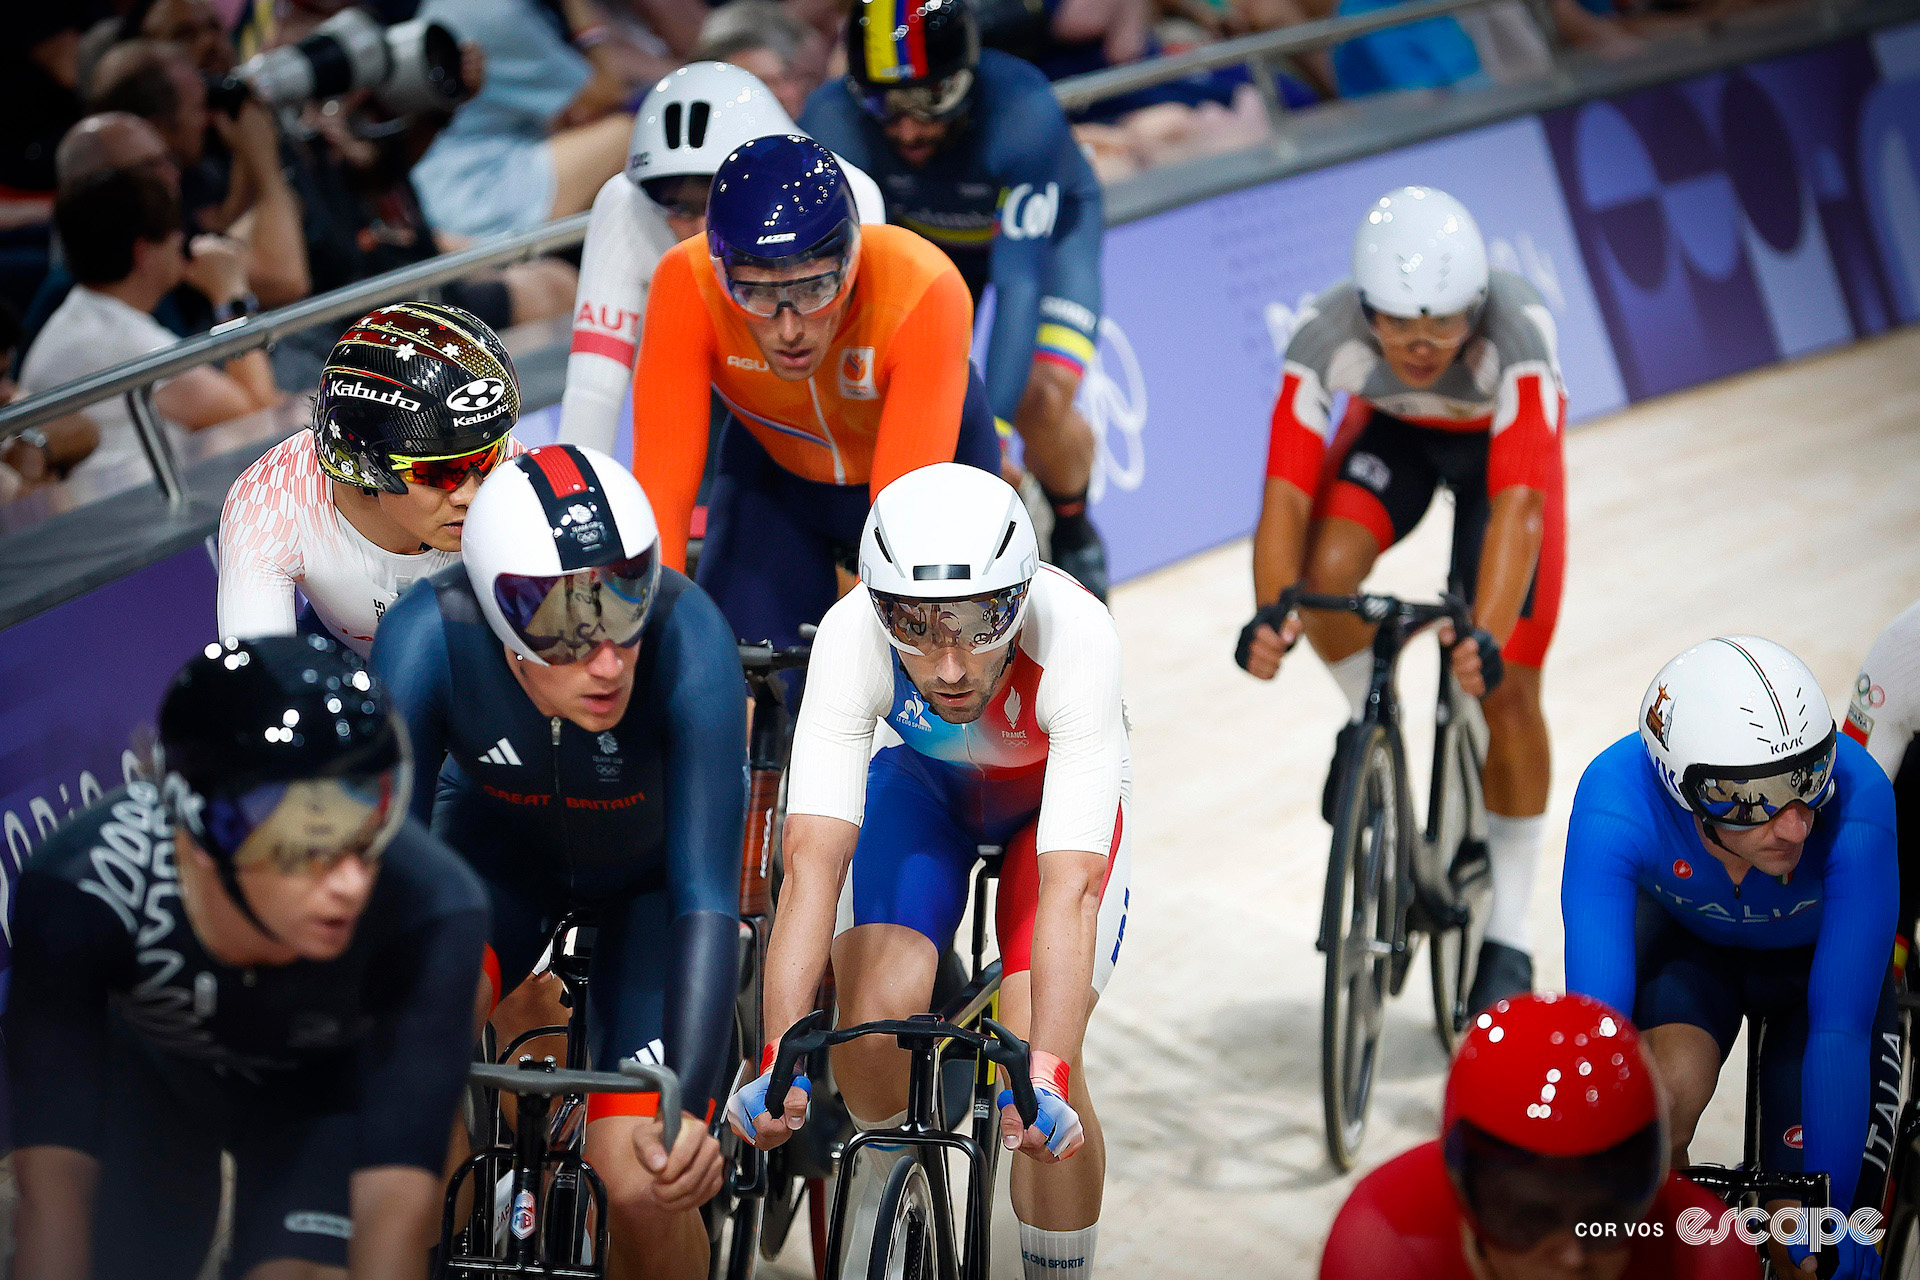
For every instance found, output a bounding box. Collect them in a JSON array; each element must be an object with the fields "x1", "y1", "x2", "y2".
[
  {"x1": 1803, "y1": 764, "x2": 1899, "y2": 1214},
  {"x1": 799, "y1": 84, "x2": 875, "y2": 173},
  {"x1": 1562, "y1": 758, "x2": 1646, "y2": 1019},
  {"x1": 983, "y1": 97, "x2": 1079, "y2": 425},
  {"x1": 369, "y1": 582, "x2": 455, "y2": 825},
  {"x1": 656, "y1": 586, "x2": 749, "y2": 1119}
]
